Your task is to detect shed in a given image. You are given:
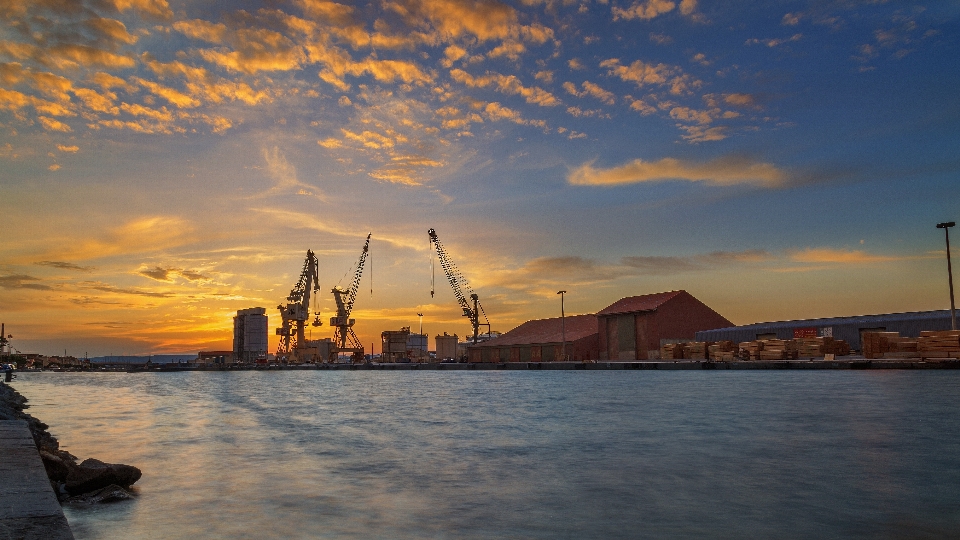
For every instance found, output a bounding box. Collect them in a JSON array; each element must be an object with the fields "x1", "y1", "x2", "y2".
[
  {"x1": 468, "y1": 314, "x2": 599, "y2": 363},
  {"x1": 597, "y1": 290, "x2": 732, "y2": 360},
  {"x1": 695, "y1": 310, "x2": 954, "y2": 351}
]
